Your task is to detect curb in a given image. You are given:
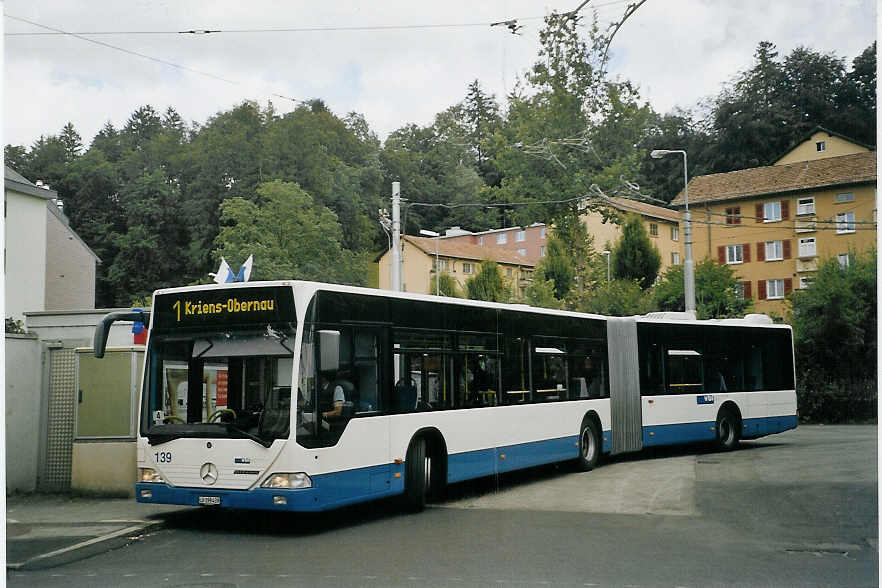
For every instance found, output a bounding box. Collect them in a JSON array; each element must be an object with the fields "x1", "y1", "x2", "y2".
[{"x1": 7, "y1": 520, "x2": 167, "y2": 571}]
